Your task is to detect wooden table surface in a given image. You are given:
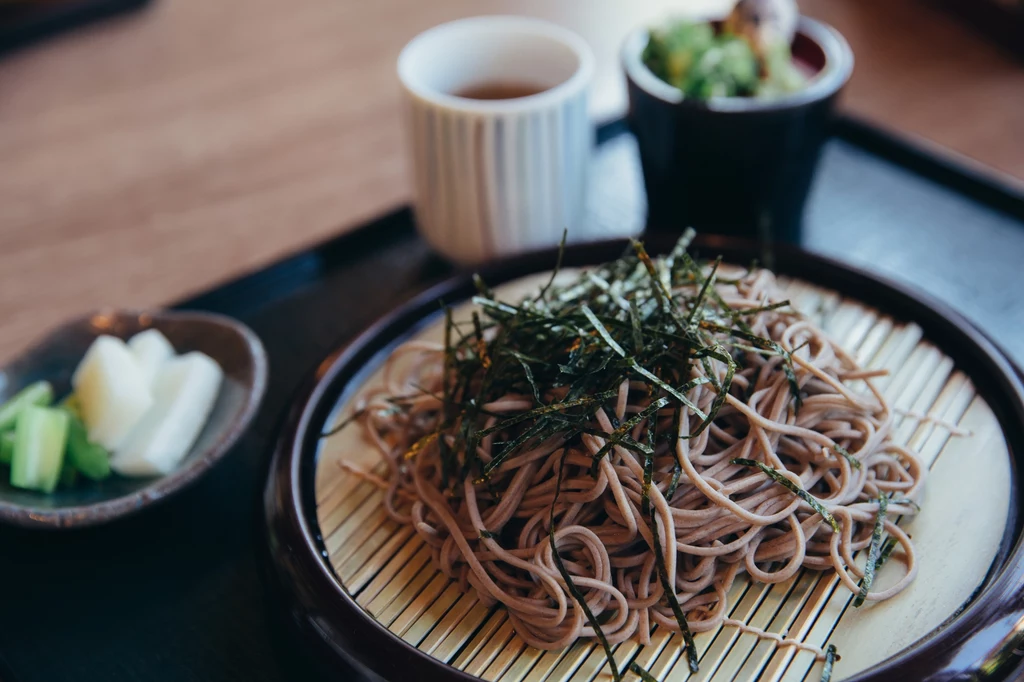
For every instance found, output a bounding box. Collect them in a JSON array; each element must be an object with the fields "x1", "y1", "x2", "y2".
[{"x1": 1, "y1": 0, "x2": 1022, "y2": 363}]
